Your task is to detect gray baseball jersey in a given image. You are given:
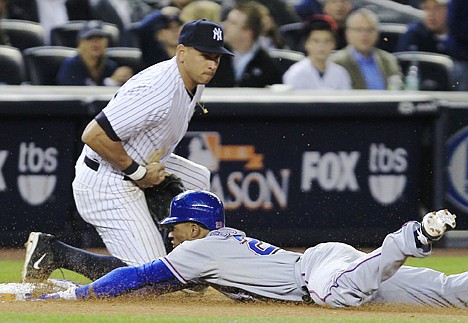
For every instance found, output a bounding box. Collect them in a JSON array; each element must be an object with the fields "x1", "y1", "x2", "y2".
[
  {"x1": 161, "y1": 227, "x2": 306, "y2": 302},
  {"x1": 73, "y1": 57, "x2": 211, "y2": 266},
  {"x1": 161, "y1": 224, "x2": 468, "y2": 307}
]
